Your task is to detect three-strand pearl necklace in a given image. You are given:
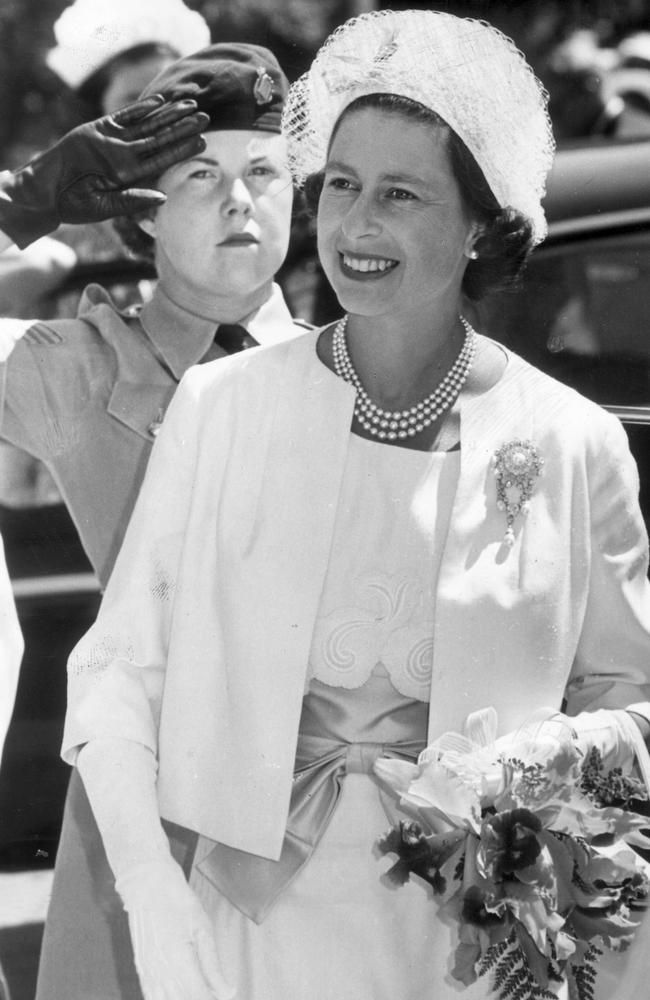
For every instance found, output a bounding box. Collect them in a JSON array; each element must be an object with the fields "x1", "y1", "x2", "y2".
[{"x1": 332, "y1": 314, "x2": 477, "y2": 441}]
